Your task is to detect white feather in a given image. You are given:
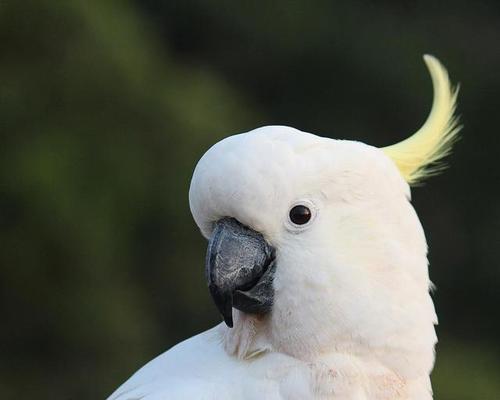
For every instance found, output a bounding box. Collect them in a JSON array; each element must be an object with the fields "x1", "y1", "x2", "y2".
[{"x1": 110, "y1": 125, "x2": 438, "y2": 399}]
